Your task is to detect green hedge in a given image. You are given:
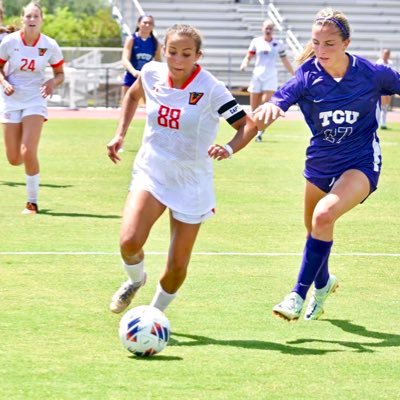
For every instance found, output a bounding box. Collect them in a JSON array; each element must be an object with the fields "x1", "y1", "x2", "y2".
[{"x1": 4, "y1": 4, "x2": 122, "y2": 47}]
